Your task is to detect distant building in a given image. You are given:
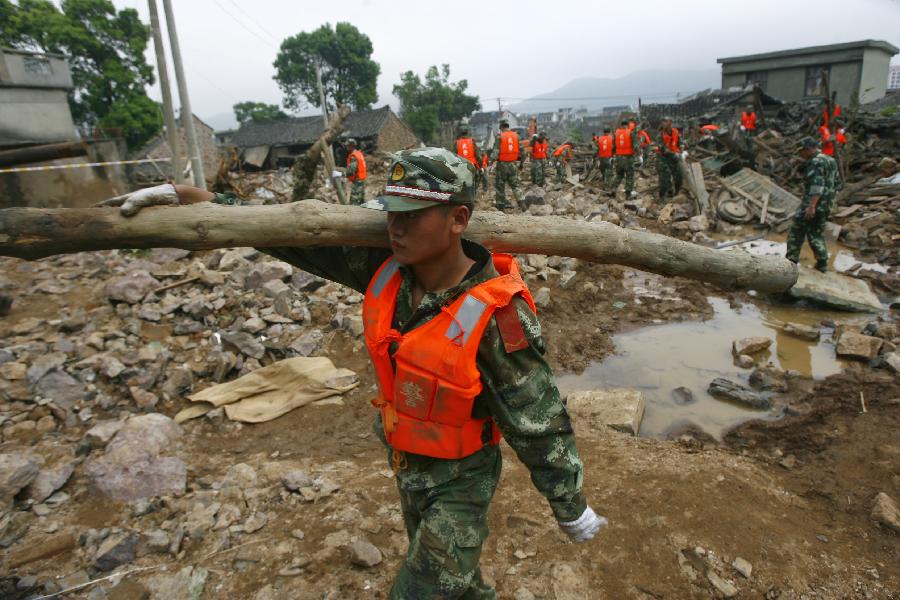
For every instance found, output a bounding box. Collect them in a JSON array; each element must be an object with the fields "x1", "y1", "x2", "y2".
[
  {"x1": 717, "y1": 40, "x2": 899, "y2": 105},
  {"x1": 469, "y1": 110, "x2": 518, "y2": 141},
  {"x1": 602, "y1": 105, "x2": 631, "y2": 115},
  {"x1": 131, "y1": 114, "x2": 220, "y2": 185},
  {"x1": 230, "y1": 106, "x2": 418, "y2": 170},
  {"x1": 0, "y1": 47, "x2": 76, "y2": 148},
  {"x1": 889, "y1": 64, "x2": 900, "y2": 90}
]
